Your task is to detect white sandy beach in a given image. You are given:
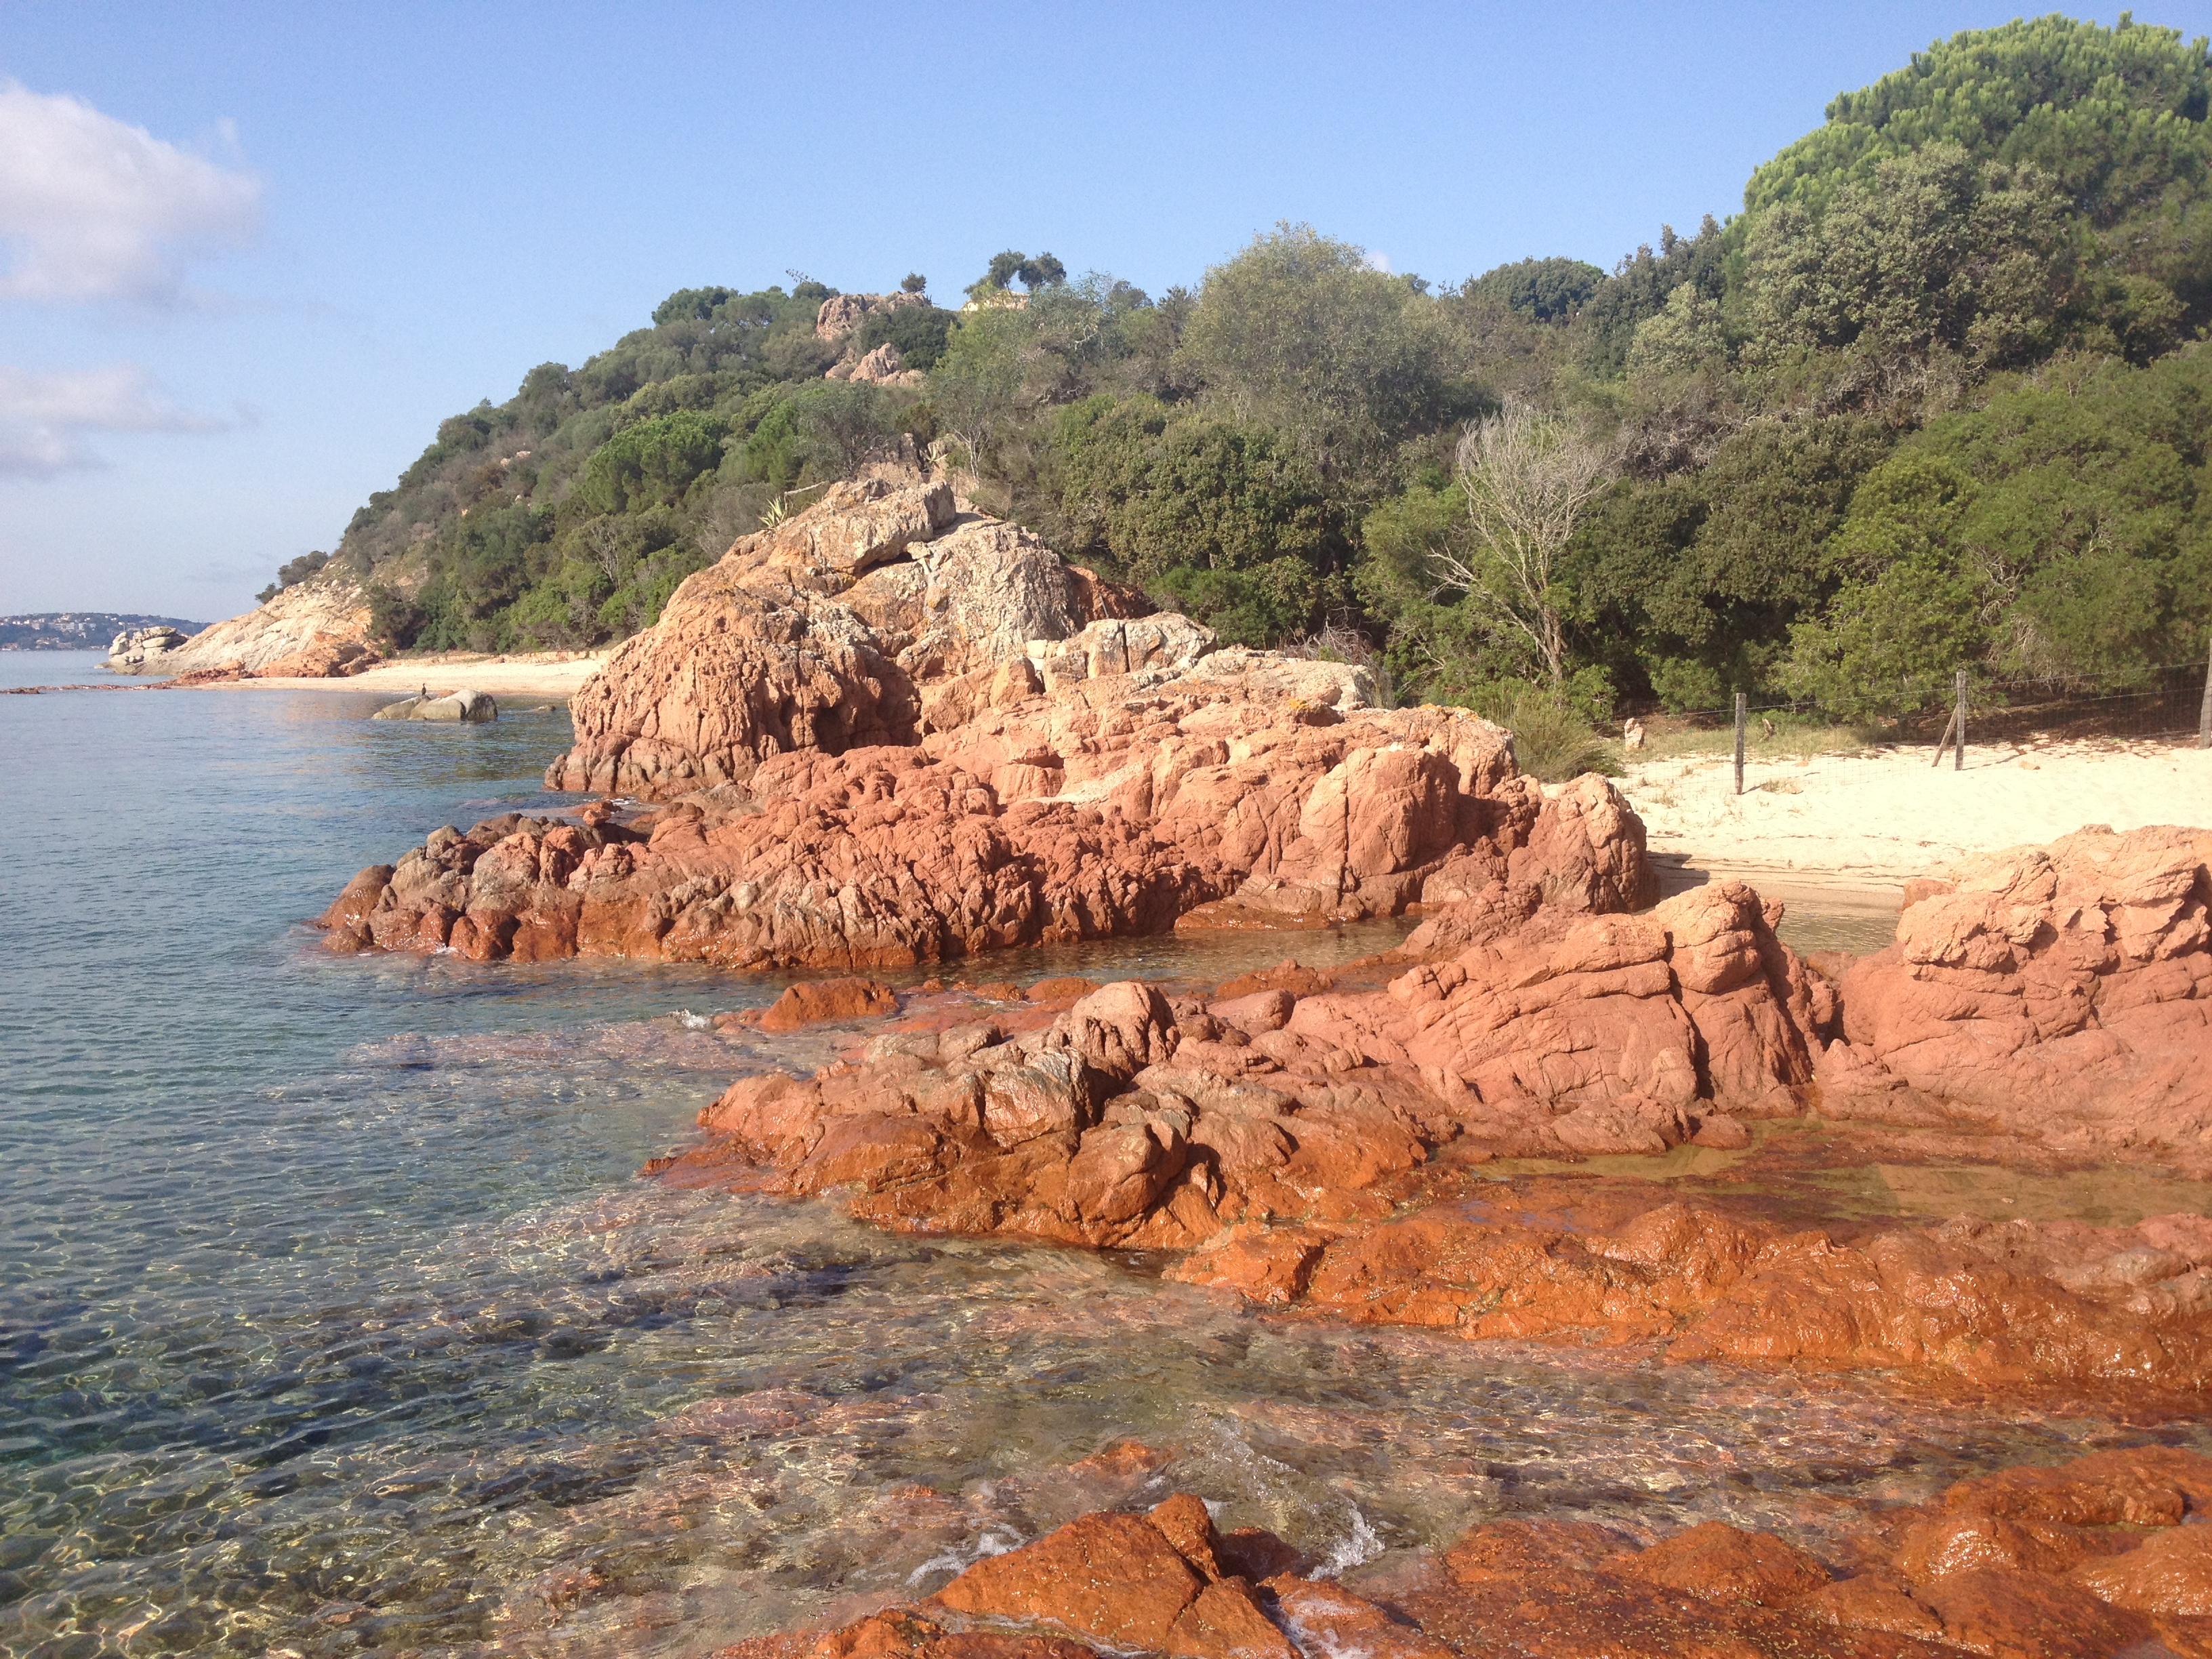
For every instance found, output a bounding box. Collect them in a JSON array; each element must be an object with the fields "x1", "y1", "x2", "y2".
[
  {"x1": 216, "y1": 651, "x2": 614, "y2": 701},
  {"x1": 1622, "y1": 735, "x2": 2212, "y2": 908}
]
